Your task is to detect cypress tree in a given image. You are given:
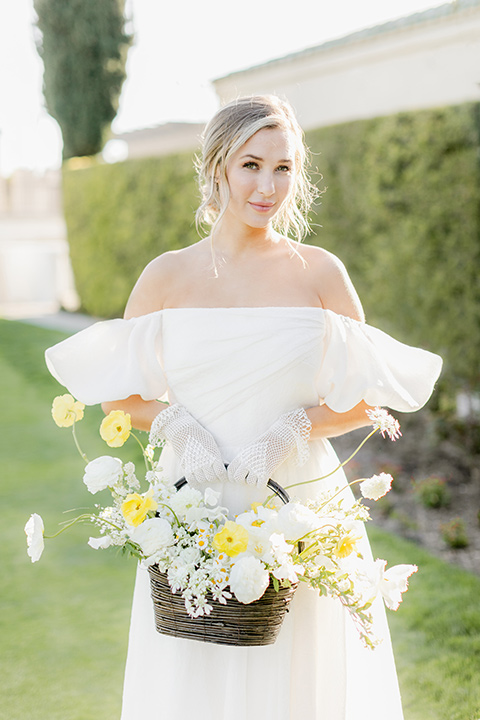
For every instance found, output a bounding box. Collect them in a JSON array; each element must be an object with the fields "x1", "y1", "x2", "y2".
[{"x1": 34, "y1": 0, "x2": 131, "y2": 159}]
